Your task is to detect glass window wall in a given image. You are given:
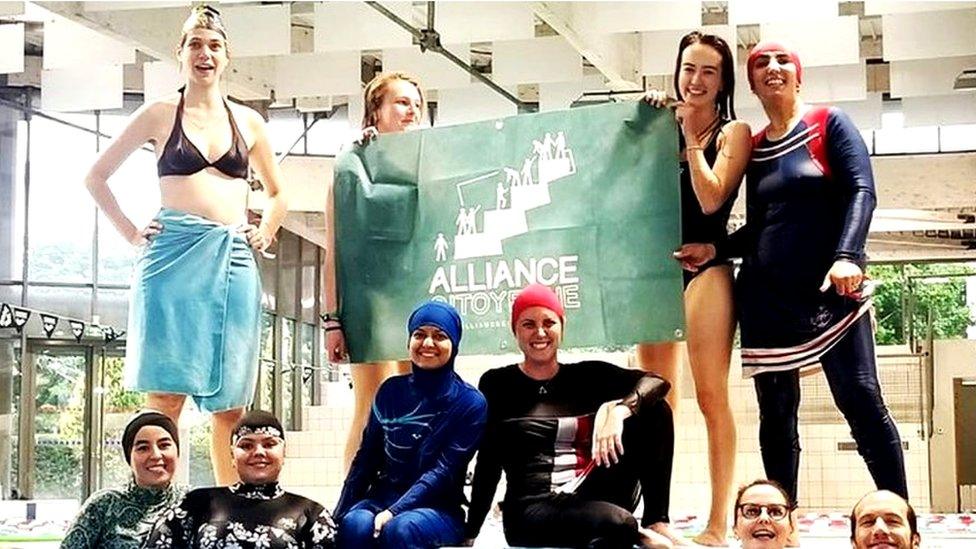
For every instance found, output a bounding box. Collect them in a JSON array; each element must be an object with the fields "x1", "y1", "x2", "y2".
[
  {"x1": 0, "y1": 91, "x2": 328, "y2": 502},
  {"x1": 0, "y1": 107, "x2": 26, "y2": 282},
  {"x1": 98, "y1": 352, "x2": 145, "y2": 489},
  {"x1": 32, "y1": 350, "x2": 87, "y2": 500},
  {"x1": 96, "y1": 112, "x2": 160, "y2": 286},
  {"x1": 282, "y1": 318, "x2": 295, "y2": 429},
  {"x1": 27, "y1": 116, "x2": 96, "y2": 284},
  {"x1": 26, "y1": 286, "x2": 93, "y2": 321},
  {"x1": 278, "y1": 231, "x2": 300, "y2": 320}
]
